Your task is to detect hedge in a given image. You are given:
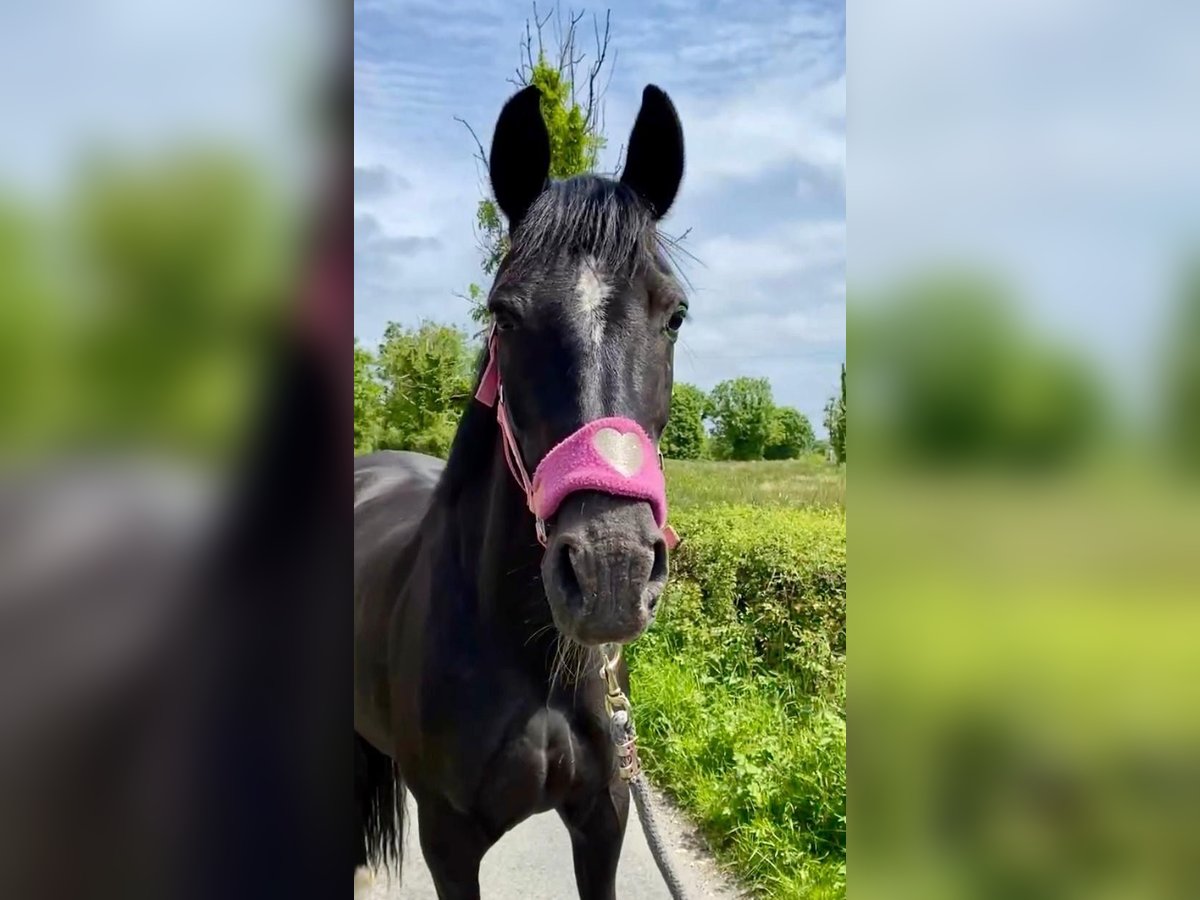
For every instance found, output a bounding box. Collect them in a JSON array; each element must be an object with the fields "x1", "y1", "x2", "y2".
[{"x1": 628, "y1": 504, "x2": 847, "y2": 898}]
